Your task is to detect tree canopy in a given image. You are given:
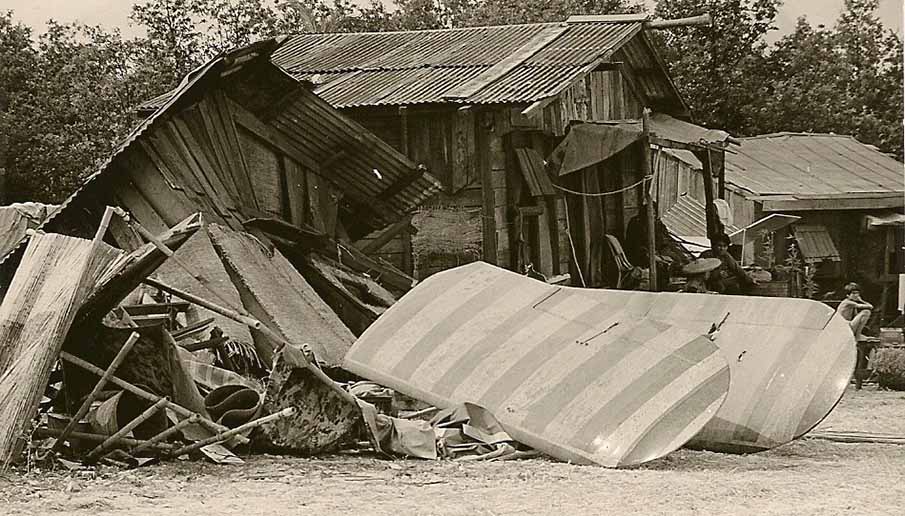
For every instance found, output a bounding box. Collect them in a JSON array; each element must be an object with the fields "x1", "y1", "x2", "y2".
[{"x1": 0, "y1": 0, "x2": 901, "y2": 203}]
